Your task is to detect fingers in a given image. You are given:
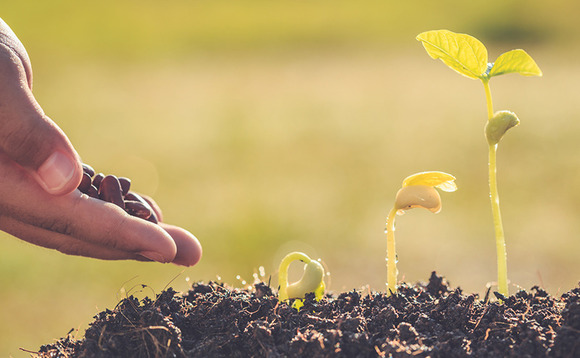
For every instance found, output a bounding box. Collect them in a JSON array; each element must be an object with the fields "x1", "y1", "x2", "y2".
[
  {"x1": 0, "y1": 214, "x2": 201, "y2": 266},
  {"x1": 136, "y1": 195, "x2": 203, "y2": 266},
  {"x1": 0, "y1": 154, "x2": 175, "y2": 261},
  {"x1": 5, "y1": 190, "x2": 180, "y2": 263},
  {"x1": 0, "y1": 152, "x2": 201, "y2": 265},
  {"x1": 0, "y1": 18, "x2": 32, "y2": 89},
  {"x1": 159, "y1": 223, "x2": 202, "y2": 266},
  {"x1": 0, "y1": 215, "x2": 145, "y2": 261},
  {"x1": 0, "y1": 18, "x2": 82, "y2": 195}
]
